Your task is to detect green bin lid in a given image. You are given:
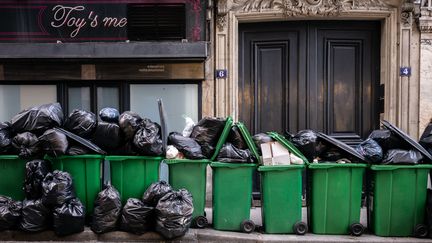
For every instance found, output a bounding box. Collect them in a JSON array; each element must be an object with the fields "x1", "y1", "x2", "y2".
[
  {"x1": 47, "y1": 154, "x2": 104, "y2": 160},
  {"x1": 308, "y1": 162, "x2": 368, "y2": 169},
  {"x1": 210, "y1": 116, "x2": 234, "y2": 161},
  {"x1": 267, "y1": 132, "x2": 309, "y2": 165},
  {"x1": 105, "y1": 155, "x2": 164, "y2": 161},
  {"x1": 236, "y1": 122, "x2": 262, "y2": 164},
  {"x1": 164, "y1": 159, "x2": 210, "y2": 165},
  {"x1": 210, "y1": 161, "x2": 257, "y2": 168},
  {"x1": 370, "y1": 164, "x2": 432, "y2": 170},
  {"x1": 0, "y1": 155, "x2": 20, "y2": 160},
  {"x1": 258, "y1": 164, "x2": 305, "y2": 172}
]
